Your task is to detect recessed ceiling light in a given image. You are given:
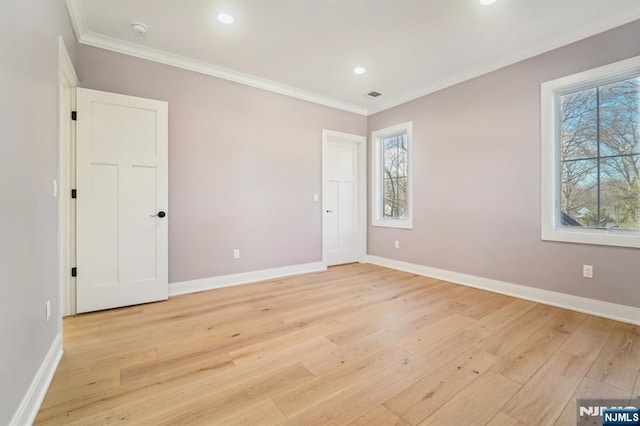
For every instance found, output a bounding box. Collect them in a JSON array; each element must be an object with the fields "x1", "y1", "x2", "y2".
[
  {"x1": 217, "y1": 13, "x2": 234, "y2": 24},
  {"x1": 353, "y1": 67, "x2": 366, "y2": 75},
  {"x1": 130, "y1": 21, "x2": 148, "y2": 35},
  {"x1": 480, "y1": 0, "x2": 497, "y2": 5}
]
